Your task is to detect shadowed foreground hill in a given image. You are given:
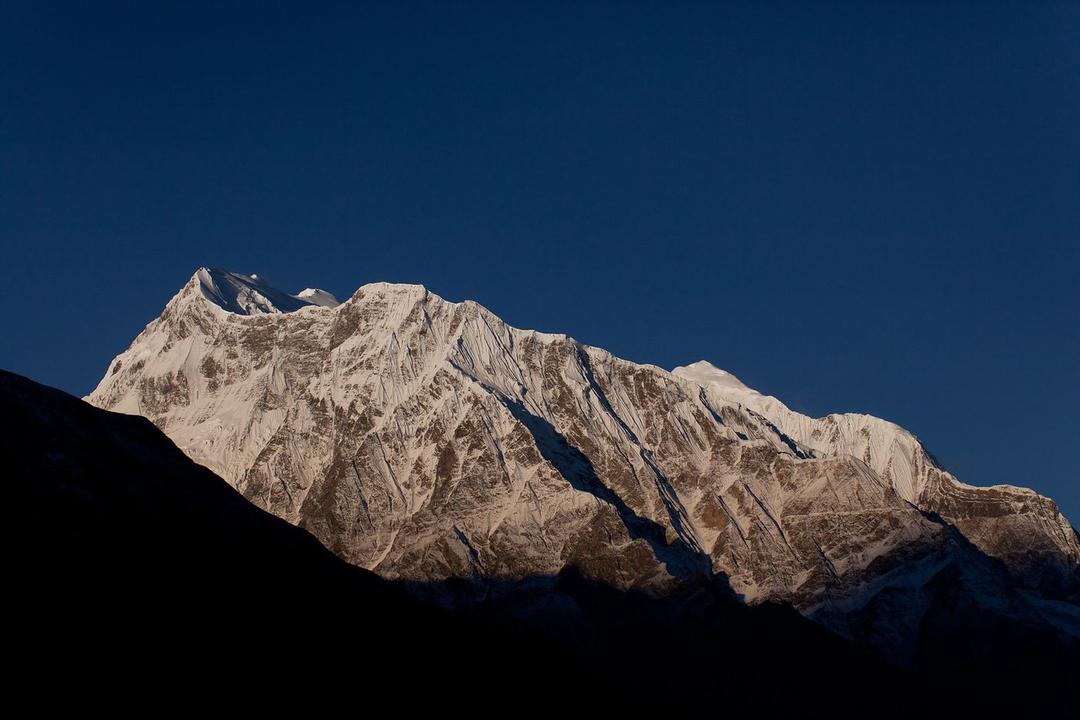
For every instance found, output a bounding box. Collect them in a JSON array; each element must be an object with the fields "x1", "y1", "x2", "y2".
[{"x1": 4, "y1": 370, "x2": 1075, "y2": 715}]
